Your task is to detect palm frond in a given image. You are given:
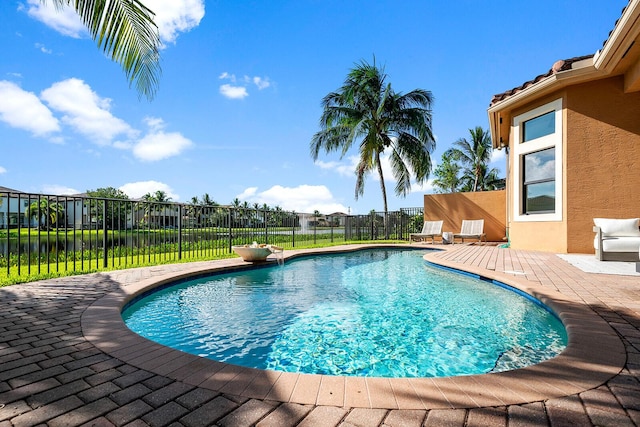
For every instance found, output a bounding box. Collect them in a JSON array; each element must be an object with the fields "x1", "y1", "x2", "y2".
[{"x1": 47, "y1": 0, "x2": 161, "y2": 100}]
